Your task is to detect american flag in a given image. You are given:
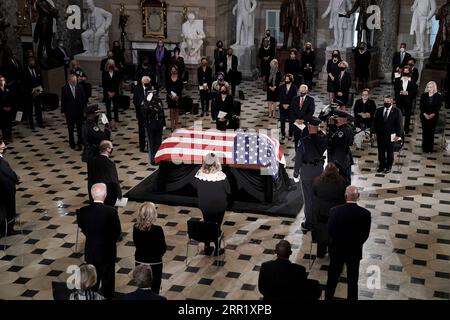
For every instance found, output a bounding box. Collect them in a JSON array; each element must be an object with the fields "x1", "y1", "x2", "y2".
[{"x1": 155, "y1": 129, "x2": 286, "y2": 178}]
